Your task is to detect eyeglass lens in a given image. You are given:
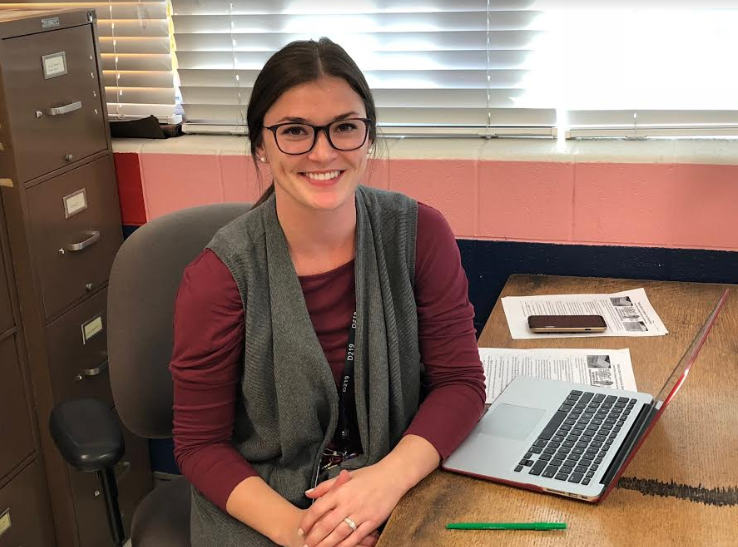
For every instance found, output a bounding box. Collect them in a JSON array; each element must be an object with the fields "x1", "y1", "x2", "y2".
[{"x1": 274, "y1": 119, "x2": 369, "y2": 154}]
